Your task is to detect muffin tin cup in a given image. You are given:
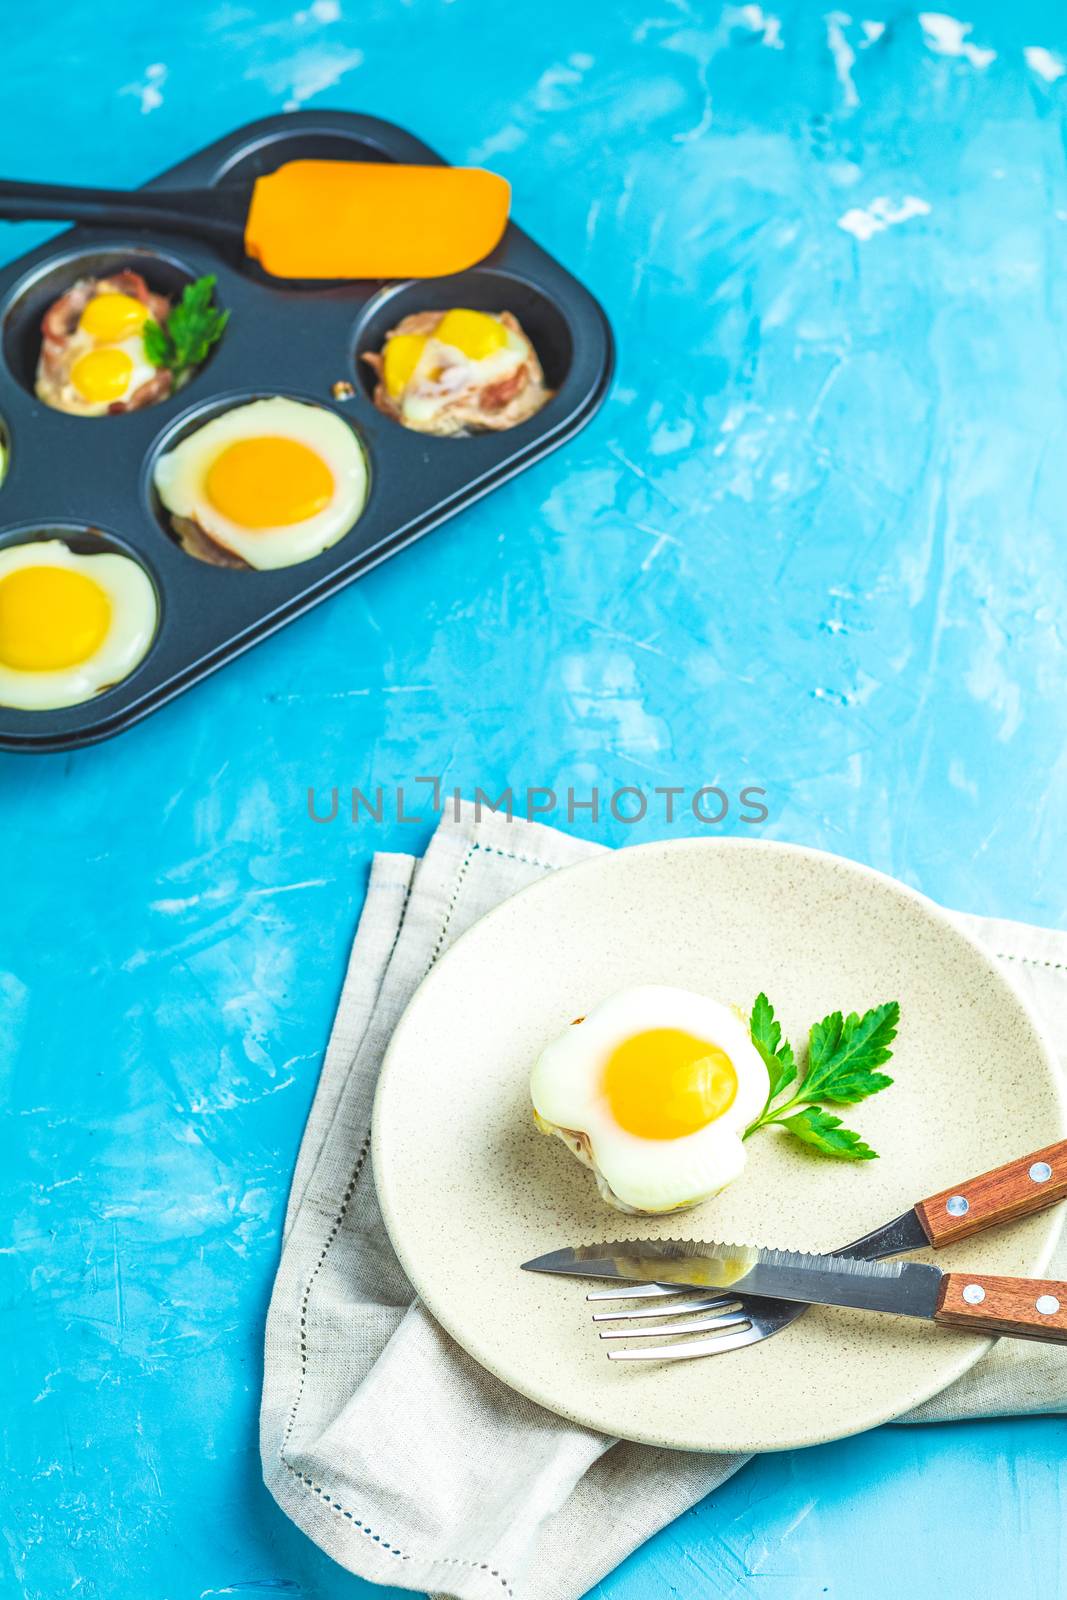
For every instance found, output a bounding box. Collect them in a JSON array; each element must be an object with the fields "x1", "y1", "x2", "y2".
[{"x1": 0, "y1": 111, "x2": 614, "y2": 752}]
